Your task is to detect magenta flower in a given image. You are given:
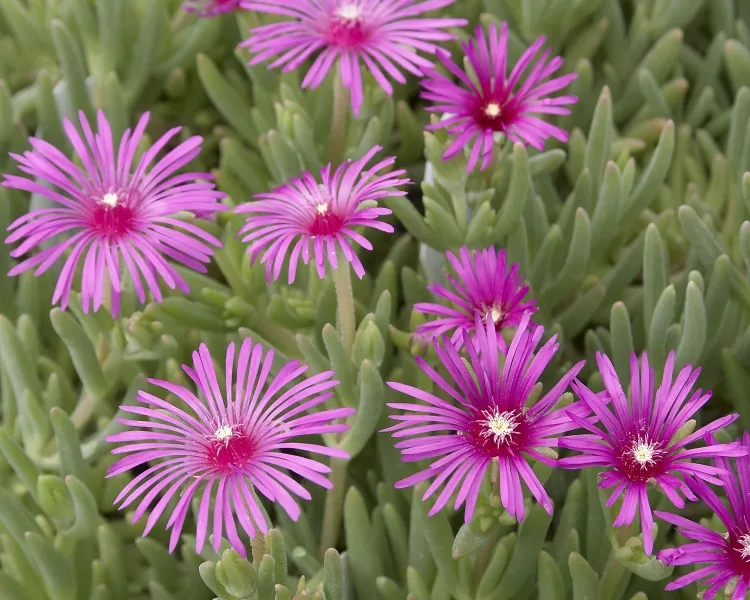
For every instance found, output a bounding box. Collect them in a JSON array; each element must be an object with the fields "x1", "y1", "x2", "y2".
[
  {"x1": 106, "y1": 339, "x2": 354, "y2": 556},
  {"x1": 235, "y1": 145, "x2": 409, "y2": 282},
  {"x1": 384, "y1": 312, "x2": 585, "y2": 522},
  {"x1": 657, "y1": 434, "x2": 750, "y2": 600},
  {"x1": 414, "y1": 246, "x2": 536, "y2": 352},
  {"x1": 2, "y1": 110, "x2": 225, "y2": 316},
  {"x1": 558, "y1": 352, "x2": 745, "y2": 555},
  {"x1": 184, "y1": 0, "x2": 241, "y2": 15},
  {"x1": 241, "y1": 0, "x2": 467, "y2": 115},
  {"x1": 421, "y1": 22, "x2": 578, "y2": 171}
]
